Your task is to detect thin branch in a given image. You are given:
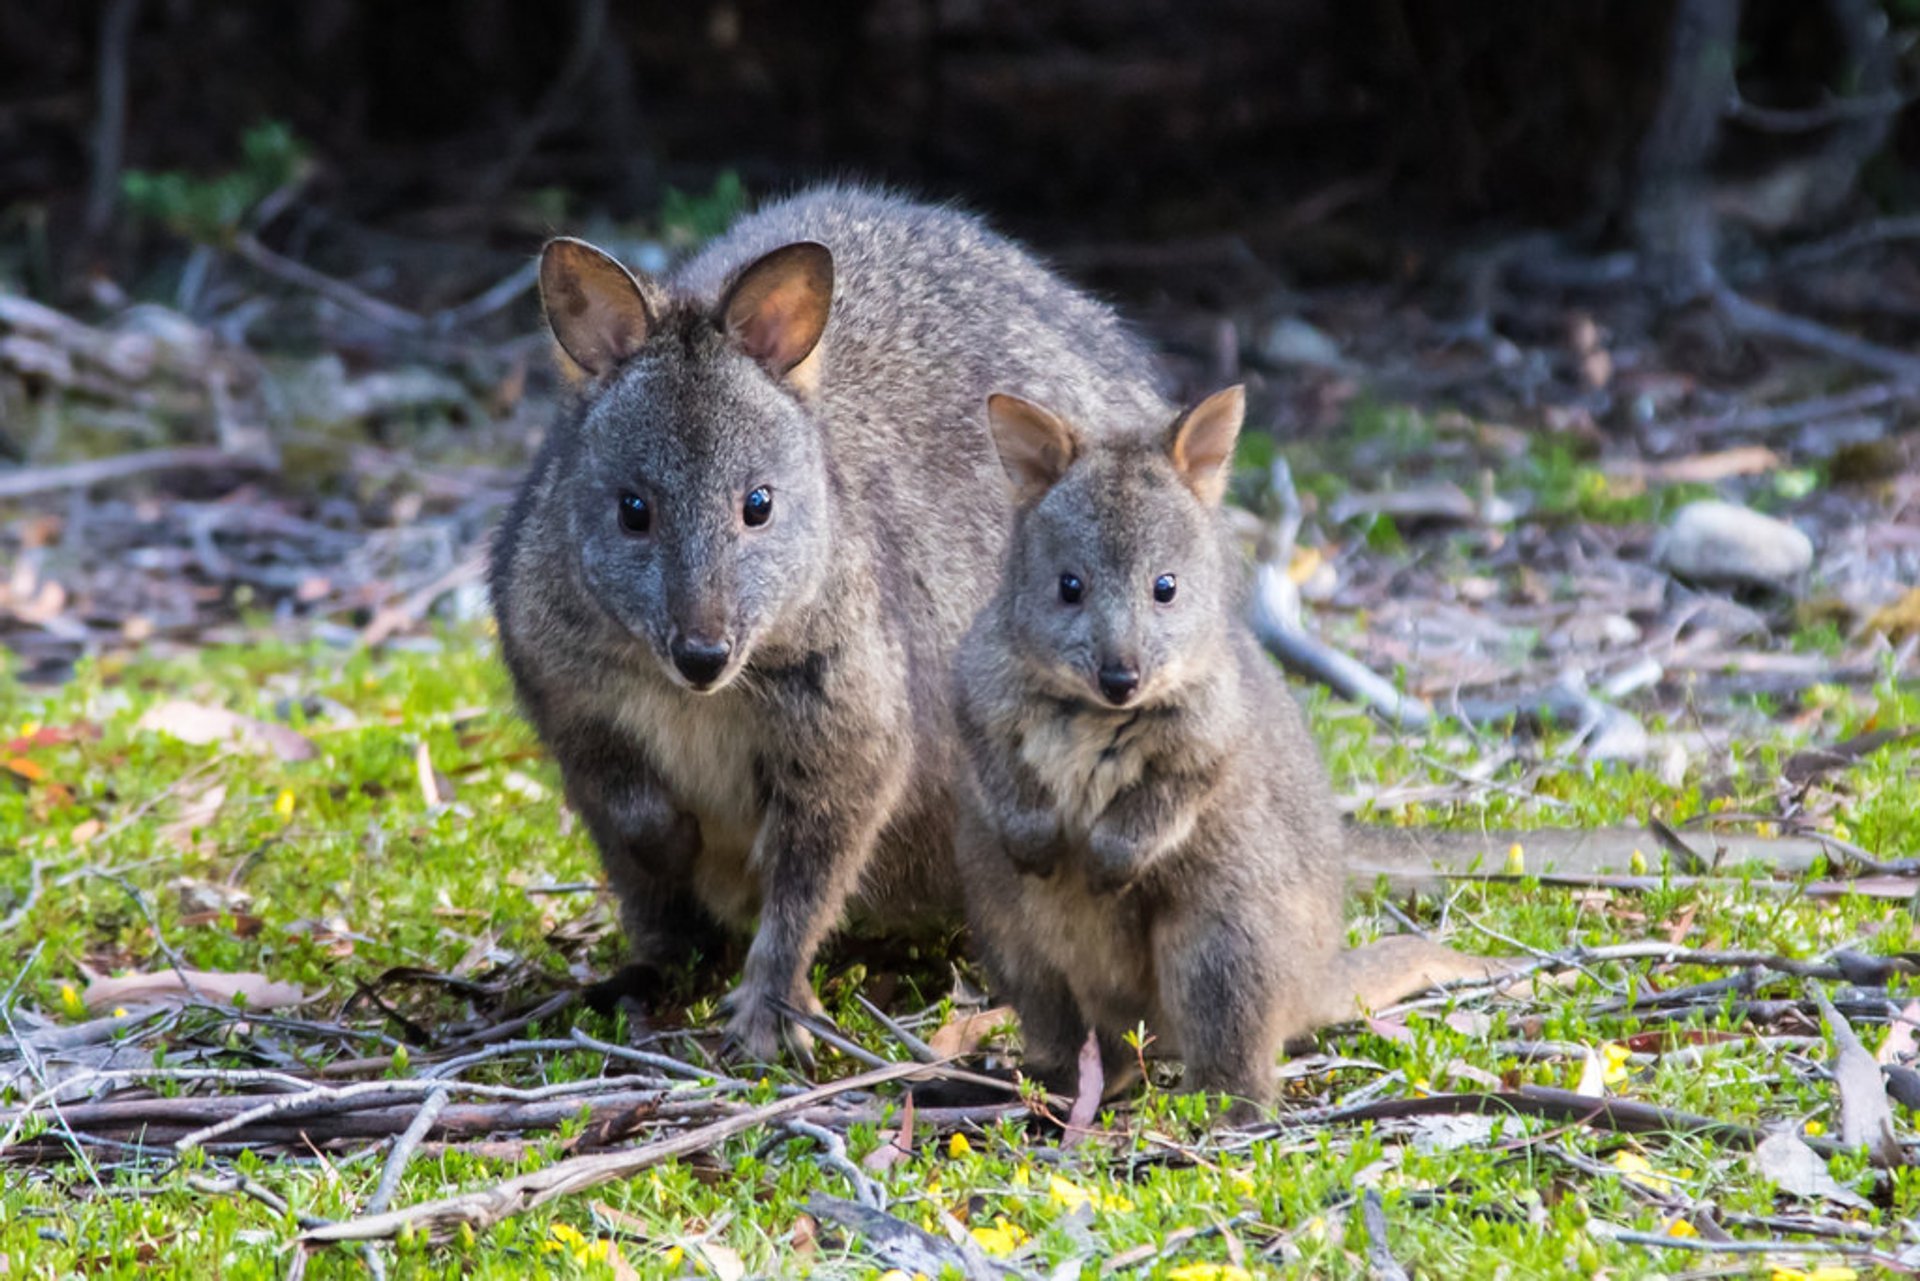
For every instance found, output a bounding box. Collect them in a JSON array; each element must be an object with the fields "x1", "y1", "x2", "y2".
[
  {"x1": 298, "y1": 1060, "x2": 956, "y2": 1246},
  {"x1": 0, "y1": 448, "x2": 276, "y2": 500}
]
